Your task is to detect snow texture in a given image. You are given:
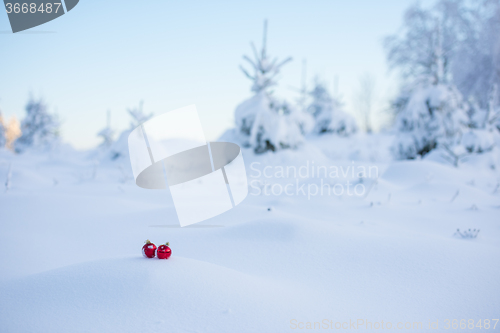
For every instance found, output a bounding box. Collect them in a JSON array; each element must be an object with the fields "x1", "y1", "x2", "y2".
[{"x1": 1, "y1": 135, "x2": 499, "y2": 332}]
